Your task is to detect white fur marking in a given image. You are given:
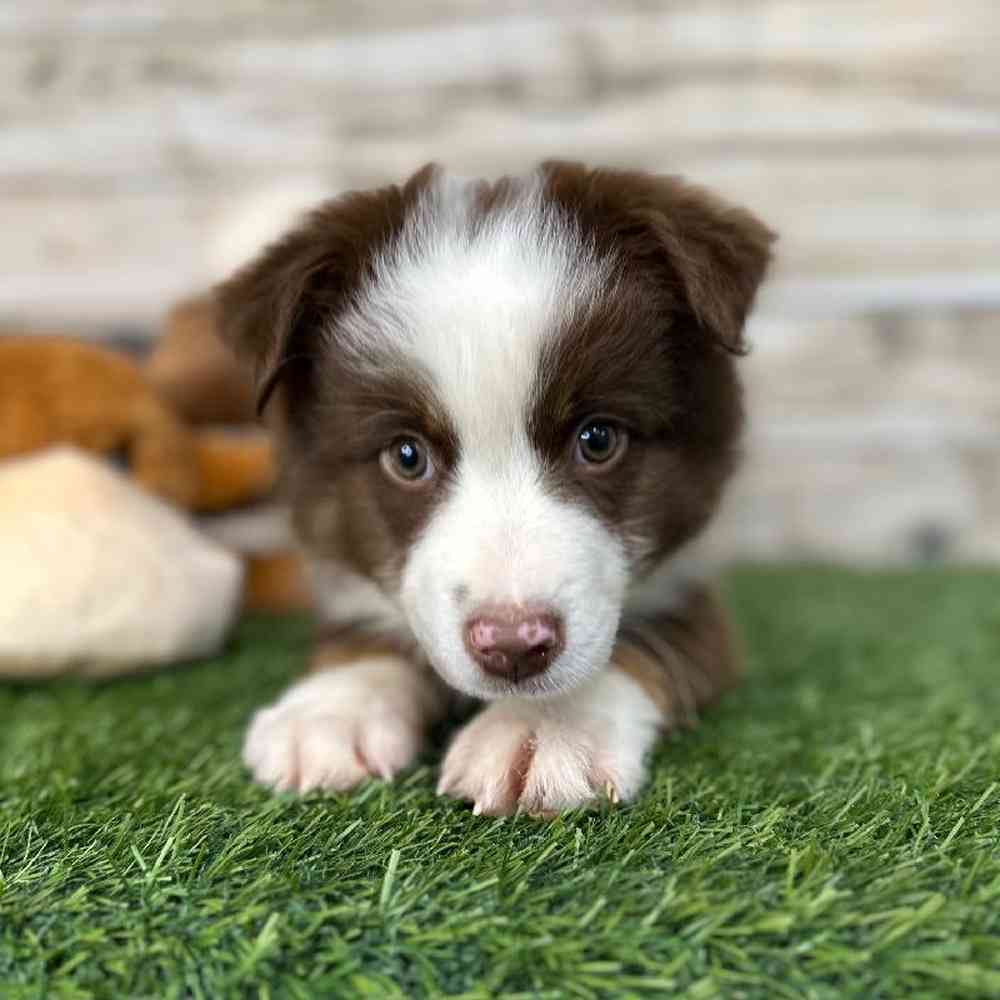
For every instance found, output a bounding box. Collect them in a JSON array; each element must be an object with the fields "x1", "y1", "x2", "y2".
[
  {"x1": 401, "y1": 458, "x2": 628, "y2": 698},
  {"x1": 333, "y1": 170, "x2": 628, "y2": 698}
]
